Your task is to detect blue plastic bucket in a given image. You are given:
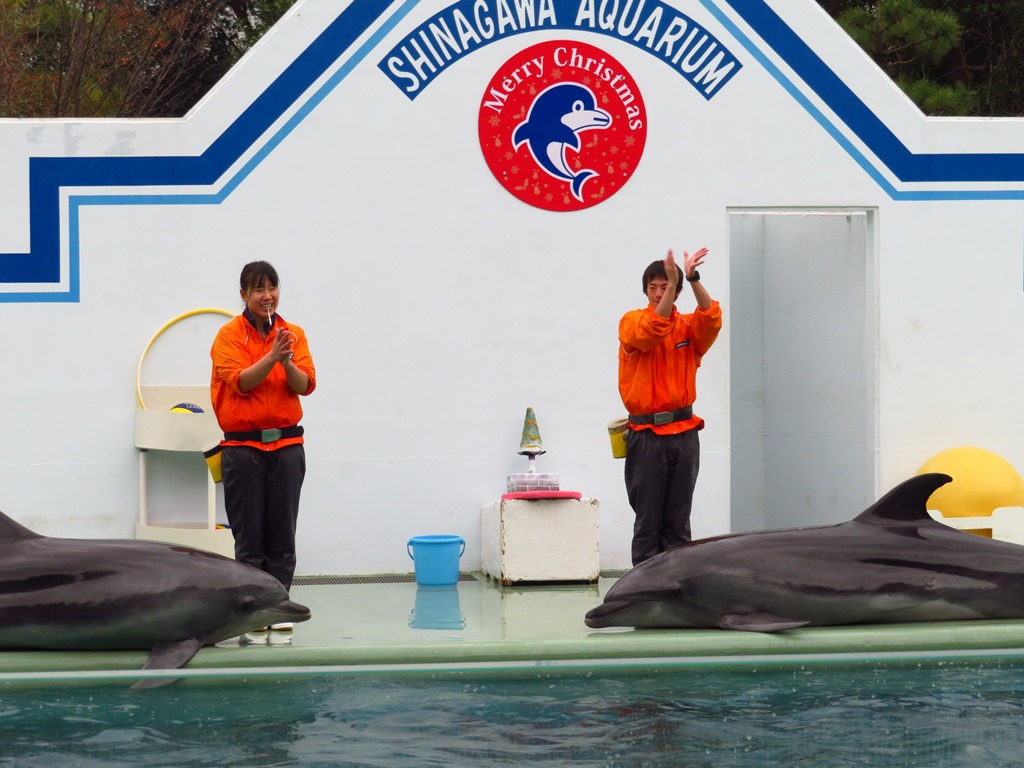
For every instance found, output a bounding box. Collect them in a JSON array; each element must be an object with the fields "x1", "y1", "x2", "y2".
[{"x1": 407, "y1": 534, "x2": 466, "y2": 586}]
